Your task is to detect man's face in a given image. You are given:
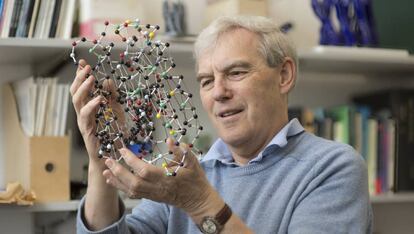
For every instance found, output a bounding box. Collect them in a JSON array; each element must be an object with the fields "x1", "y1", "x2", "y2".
[{"x1": 197, "y1": 28, "x2": 287, "y2": 152}]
